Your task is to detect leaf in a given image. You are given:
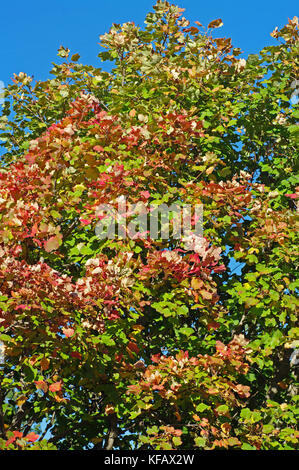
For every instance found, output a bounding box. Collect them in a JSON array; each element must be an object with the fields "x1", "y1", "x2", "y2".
[
  {"x1": 200, "y1": 290, "x2": 213, "y2": 300},
  {"x1": 195, "y1": 437, "x2": 206, "y2": 447},
  {"x1": 172, "y1": 436, "x2": 182, "y2": 447},
  {"x1": 34, "y1": 380, "x2": 48, "y2": 393},
  {"x1": 101, "y1": 335, "x2": 116, "y2": 347},
  {"x1": 191, "y1": 278, "x2": 203, "y2": 289},
  {"x1": 50, "y1": 210, "x2": 61, "y2": 219},
  {"x1": 44, "y1": 235, "x2": 62, "y2": 253},
  {"x1": 23, "y1": 365, "x2": 36, "y2": 382},
  {"x1": 62, "y1": 327, "x2": 75, "y2": 338},
  {"x1": 16, "y1": 396, "x2": 28, "y2": 407},
  {"x1": 263, "y1": 424, "x2": 274, "y2": 434},
  {"x1": 216, "y1": 404, "x2": 229, "y2": 415},
  {"x1": 0, "y1": 334, "x2": 13, "y2": 343},
  {"x1": 208, "y1": 18, "x2": 223, "y2": 29},
  {"x1": 196, "y1": 403, "x2": 210, "y2": 412},
  {"x1": 241, "y1": 443, "x2": 256, "y2": 450},
  {"x1": 179, "y1": 327, "x2": 194, "y2": 337},
  {"x1": 127, "y1": 341, "x2": 139, "y2": 354},
  {"x1": 227, "y1": 437, "x2": 241, "y2": 446},
  {"x1": 49, "y1": 382, "x2": 62, "y2": 393},
  {"x1": 177, "y1": 305, "x2": 188, "y2": 316},
  {"x1": 57, "y1": 46, "x2": 70, "y2": 58},
  {"x1": 40, "y1": 357, "x2": 50, "y2": 371},
  {"x1": 71, "y1": 53, "x2": 80, "y2": 62},
  {"x1": 26, "y1": 432, "x2": 39, "y2": 442}
]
